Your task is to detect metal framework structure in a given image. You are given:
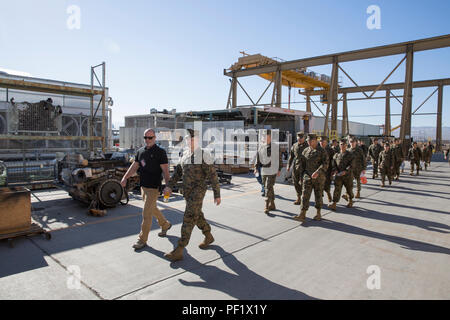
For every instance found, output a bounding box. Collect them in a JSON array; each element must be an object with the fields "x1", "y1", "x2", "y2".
[
  {"x1": 0, "y1": 63, "x2": 107, "y2": 152},
  {"x1": 224, "y1": 34, "x2": 450, "y2": 152}
]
